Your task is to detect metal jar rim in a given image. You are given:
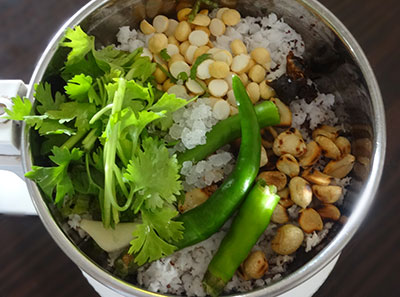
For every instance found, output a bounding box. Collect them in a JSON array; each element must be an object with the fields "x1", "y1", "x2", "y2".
[{"x1": 21, "y1": 0, "x2": 386, "y2": 296}]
